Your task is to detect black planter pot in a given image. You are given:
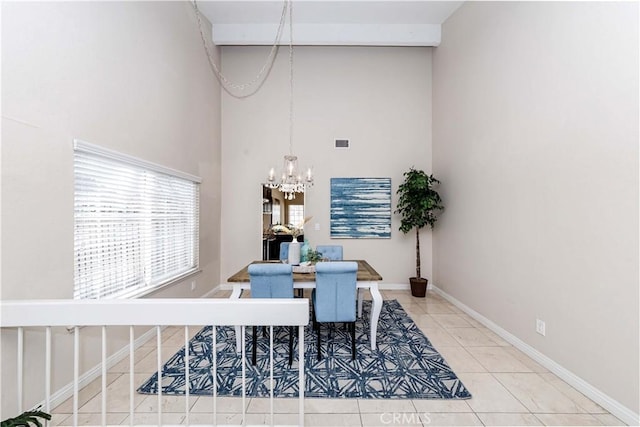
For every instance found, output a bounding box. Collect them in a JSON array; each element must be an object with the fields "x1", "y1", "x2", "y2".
[{"x1": 410, "y1": 277, "x2": 428, "y2": 298}]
